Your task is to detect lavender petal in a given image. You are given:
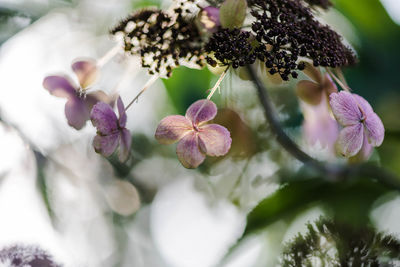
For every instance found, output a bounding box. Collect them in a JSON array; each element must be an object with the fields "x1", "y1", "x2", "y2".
[
  {"x1": 176, "y1": 132, "x2": 206, "y2": 168},
  {"x1": 118, "y1": 128, "x2": 132, "y2": 162},
  {"x1": 185, "y1": 99, "x2": 217, "y2": 125},
  {"x1": 65, "y1": 98, "x2": 90, "y2": 130},
  {"x1": 352, "y1": 93, "x2": 374, "y2": 116},
  {"x1": 198, "y1": 124, "x2": 232, "y2": 156},
  {"x1": 71, "y1": 59, "x2": 98, "y2": 89},
  {"x1": 85, "y1": 90, "x2": 113, "y2": 111},
  {"x1": 155, "y1": 115, "x2": 192, "y2": 145},
  {"x1": 364, "y1": 112, "x2": 385, "y2": 147},
  {"x1": 93, "y1": 133, "x2": 120, "y2": 157},
  {"x1": 90, "y1": 102, "x2": 118, "y2": 135},
  {"x1": 43, "y1": 75, "x2": 76, "y2": 98},
  {"x1": 329, "y1": 91, "x2": 362, "y2": 126},
  {"x1": 336, "y1": 123, "x2": 364, "y2": 157}
]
